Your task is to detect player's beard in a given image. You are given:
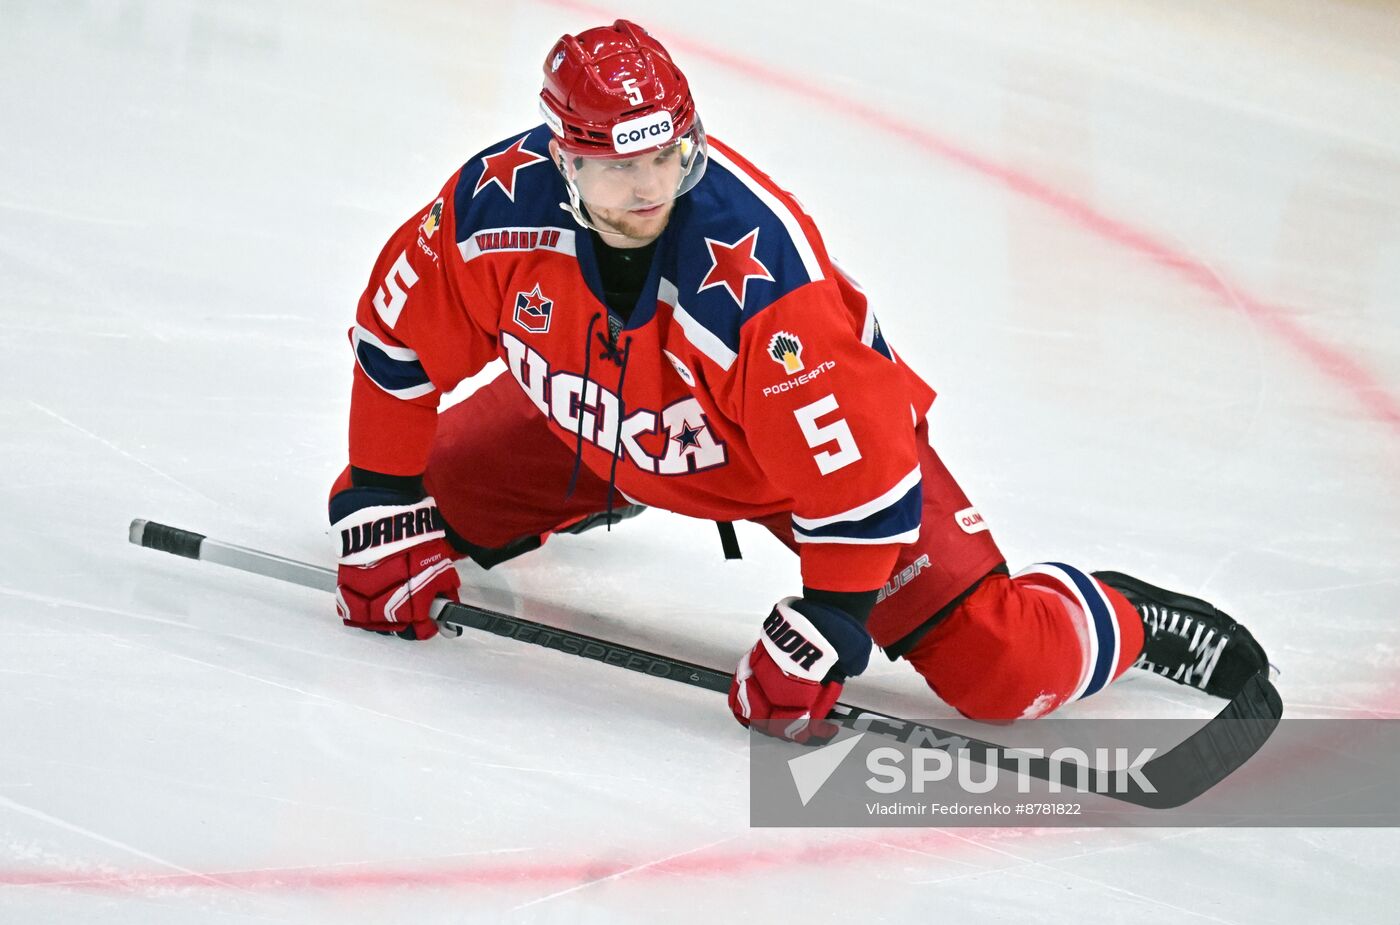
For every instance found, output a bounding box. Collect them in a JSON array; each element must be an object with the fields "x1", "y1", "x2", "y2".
[{"x1": 586, "y1": 199, "x2": 675, "y2": 248}]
